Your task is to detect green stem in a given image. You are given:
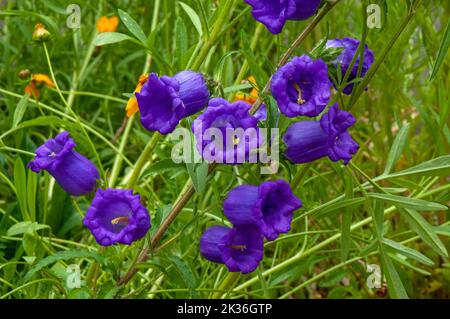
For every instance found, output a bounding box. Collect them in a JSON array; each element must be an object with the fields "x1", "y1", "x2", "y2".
[
  {"x1": 126, "y1": 132, "x2": 162, "y2": 189},
  {"x1": 191, "y1": 0, "x2": 236, "y2": 71},
  {"x1": 348, "y1": 0, "x2": 422, "y2": 108},
  {"x1": 42, "y1": 42, "x2": 106, "y2": 180},
  {"x1": 109, "y1": 115, "x2": 135, "y2": 187},
  {"x1": 211, "y1": 272, "x2": 241, "y2": 299}
]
